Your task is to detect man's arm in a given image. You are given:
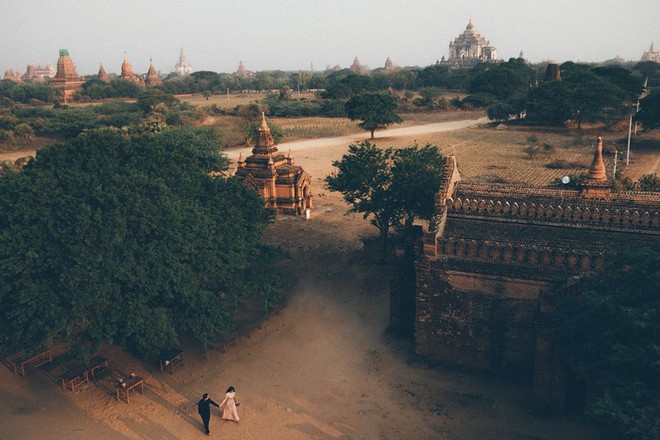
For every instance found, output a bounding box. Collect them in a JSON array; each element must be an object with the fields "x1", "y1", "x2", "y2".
[{"x1": 209, "y1": 399, "x2": 220, "y2": 407}]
